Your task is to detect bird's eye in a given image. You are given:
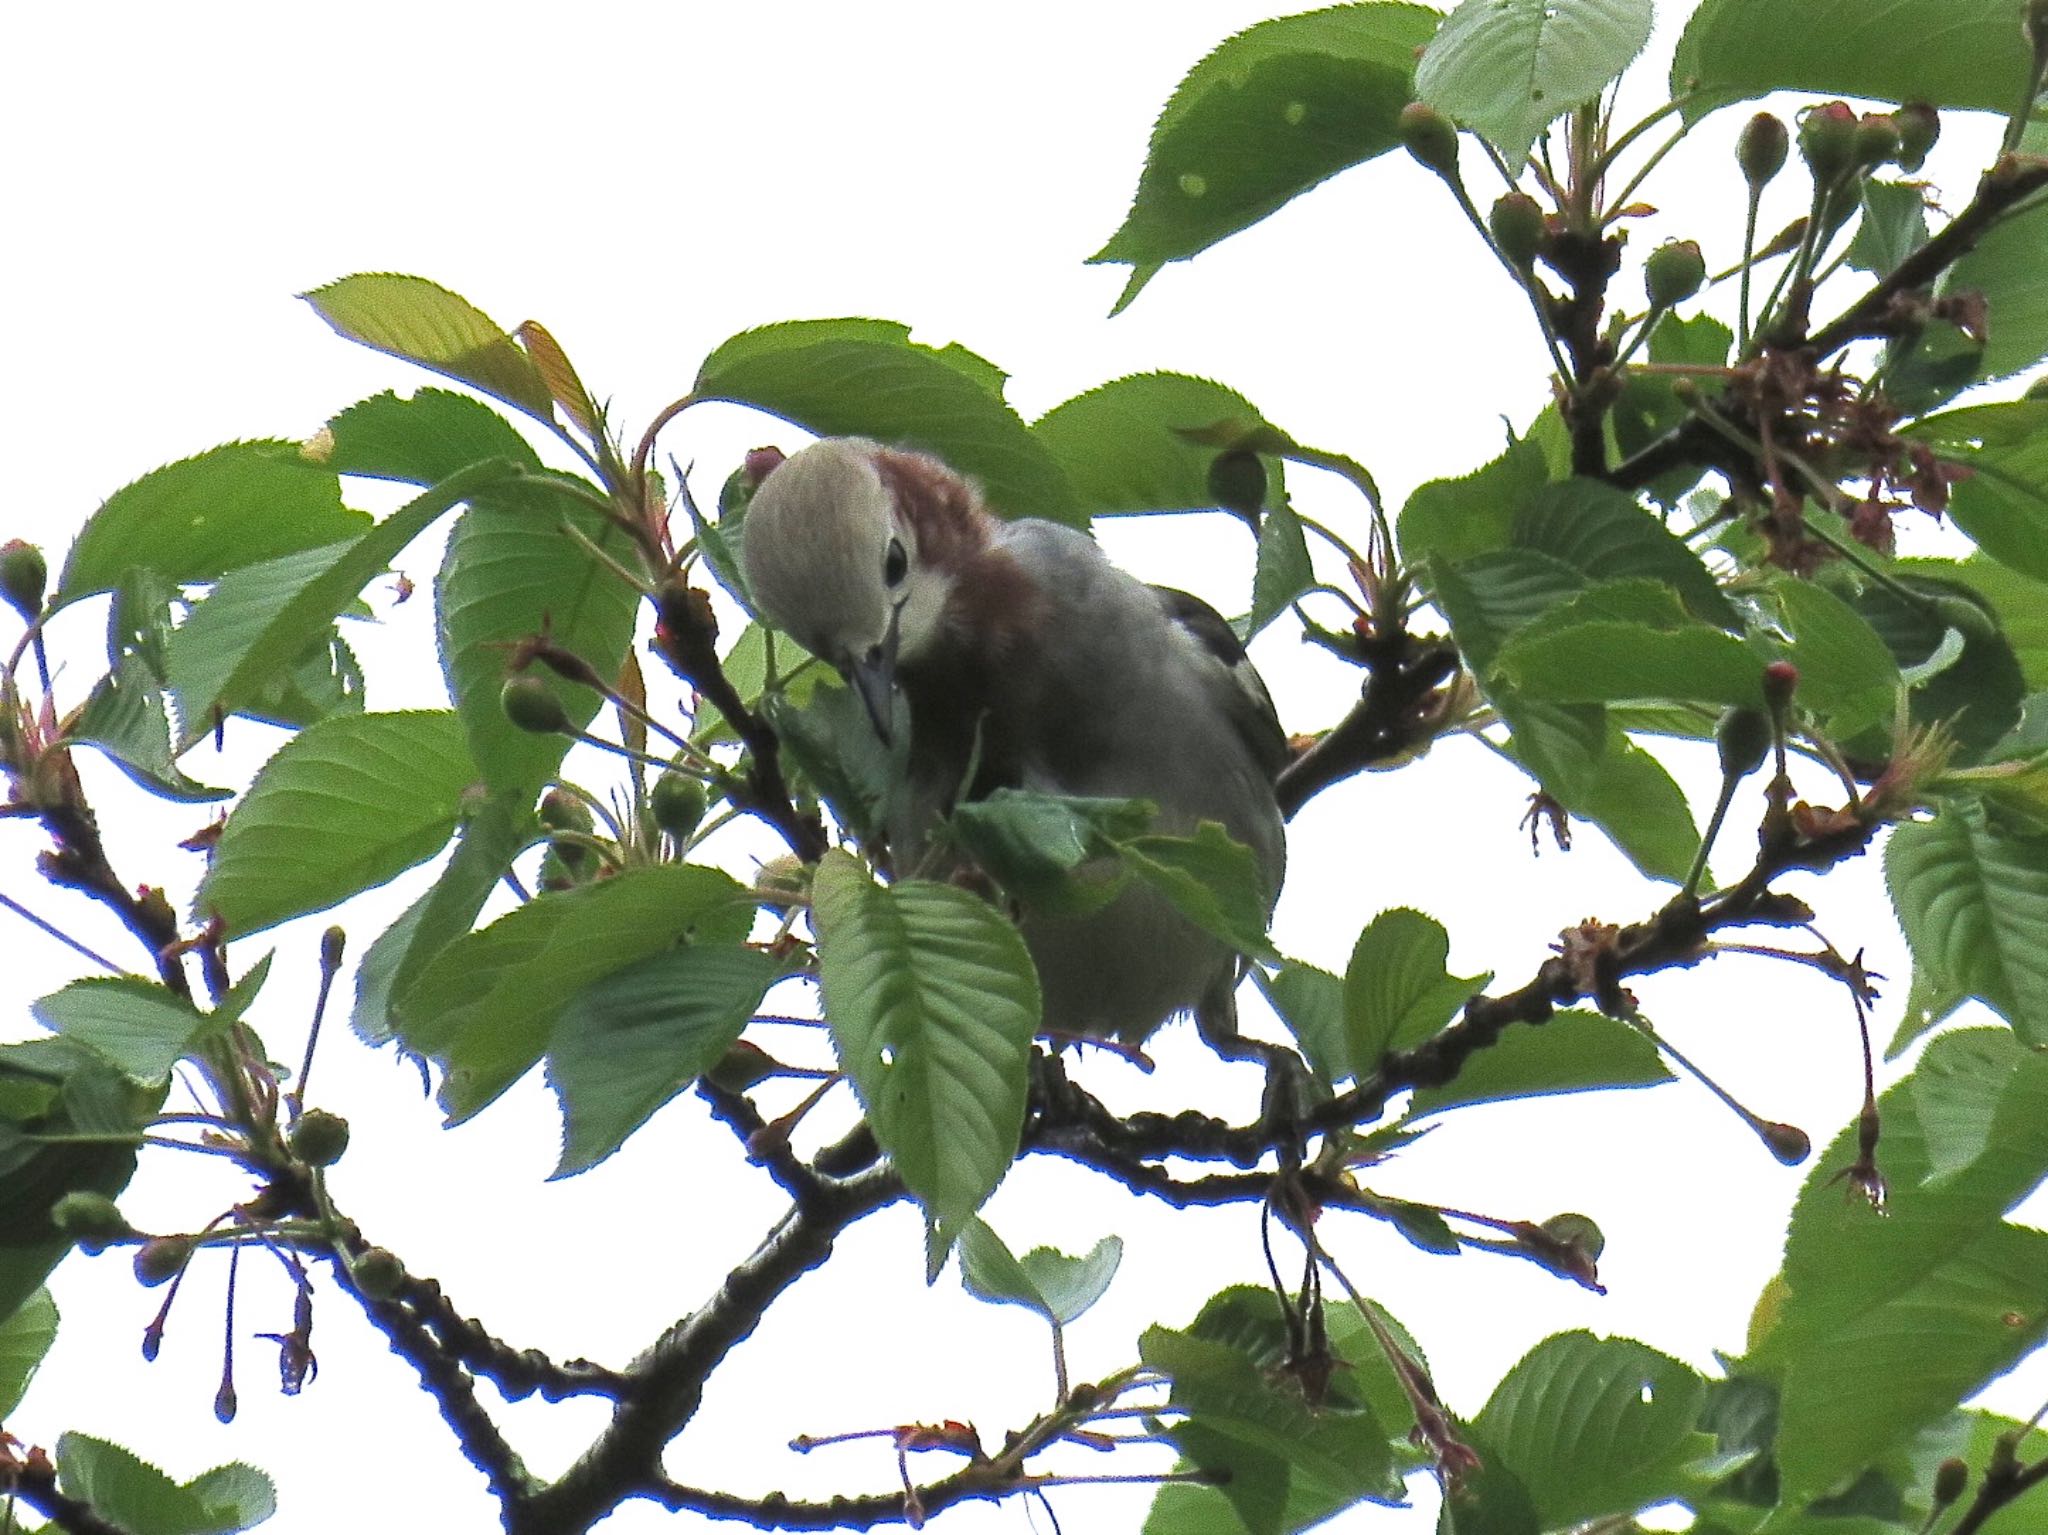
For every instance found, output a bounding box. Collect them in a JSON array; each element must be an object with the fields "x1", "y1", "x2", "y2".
[{"x1": 883, "y1": 537, "x2": 909, "y2": 588}]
